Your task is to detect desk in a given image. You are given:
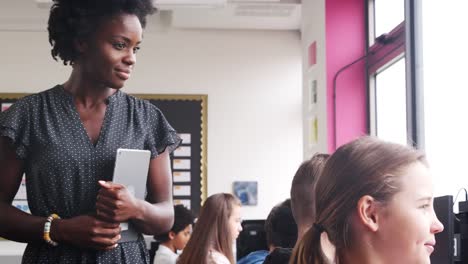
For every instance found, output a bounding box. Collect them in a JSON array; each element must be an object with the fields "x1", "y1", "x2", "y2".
[{"x1": 0, "y1": 240, "x2": 26, "y2": 264}]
